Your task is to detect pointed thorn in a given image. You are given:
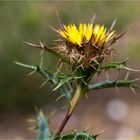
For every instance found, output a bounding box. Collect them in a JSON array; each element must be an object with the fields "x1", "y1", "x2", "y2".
[
  {"x1": 39, "y1": 55, "x2": 44, "y2": 67},
  {"x1": 84, "y1": 123, "x2": 93, "y2": 133},
  {"x1": 94, "y1": 130, "x2": 105, "y2": 138},
  {"x1": 125, "y1": 67, "x2": 140, "y2": 72},
  {"x1": 132, "y1": 78, "x2": 140, "y2": 82},
  {"x1": 90, "y1": 13, "x2": 96, "y2": 25},
  {"x1": 116, "y1": 30, "x2": 127, "y2": 40},
  {"x1": 130, "y1": 86, "x2": 136, "y2": 95},
  {"x1": 50, "y1": 26, "x2": 59, "y2": 33},
  {"x1": 24, "y1": 41, "x2": 41, "y2": 48},
  {"x1": 38, "y1": 80, "x2": 48, "y2": 89},
  {"x1": 27, "y1": 119, "x2": 36, "y2": 123},
  {"x1": 55, "y1": 95, "x2": 65, "y2": 102},
  {"x1": 122, "y1": 57, "x2": 130, "y2": 64},
  {"x1": 109, "y1": 19, "x2": 116, "y2": 32},
  {"x1": 125, "y1": 71, "x2": 130, "y2": 80},
  {"x1": 132, "y1": 84, "x2": 140, "y2": 89},
  {"x1": 27, "y1": 70, "x2": 36, "y2": 76},
  {"x1": 56, "y1": 10, "x2": 64, "y2": 29},
  {"x1": 38, "y1": 41, "x2": 45, "y2": 56}
]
